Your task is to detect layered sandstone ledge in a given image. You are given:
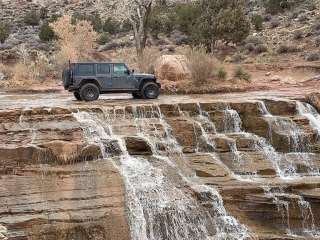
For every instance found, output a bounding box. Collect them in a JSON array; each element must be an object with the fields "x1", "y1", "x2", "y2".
[{"x1": 2, "y1": 94, "x2": 320, "y2": 239}]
